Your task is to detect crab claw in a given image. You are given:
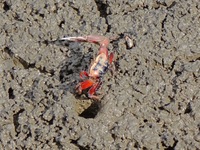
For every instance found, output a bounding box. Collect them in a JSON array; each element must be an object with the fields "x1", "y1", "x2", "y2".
[{"x1": 76, "y1": 79, "x2": 94, "y2": 95}]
